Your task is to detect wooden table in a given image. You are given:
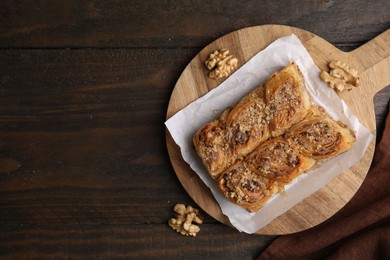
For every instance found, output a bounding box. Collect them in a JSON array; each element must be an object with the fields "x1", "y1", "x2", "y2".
[{"x1": 0, "y1": 1, "x2": 389, "y2": 259}]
